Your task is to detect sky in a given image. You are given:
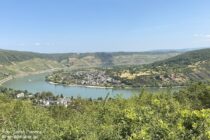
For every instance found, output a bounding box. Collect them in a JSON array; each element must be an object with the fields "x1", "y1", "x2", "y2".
[{"x1": 0, "y1": 0, "x2": 210, "y2": 53}]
